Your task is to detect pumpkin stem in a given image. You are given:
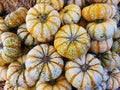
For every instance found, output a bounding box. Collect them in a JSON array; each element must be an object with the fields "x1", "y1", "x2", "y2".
[
  {"x1": 47, "y1": 79, "x2": 56, "y2": 85},
  {"x1": 64, "y1": 10, "x2": 68, "y2": 13},
  {"x1": 107, "y1": 71, "x2": 112, "y2": 75},
  {"x1": 40, "y1": 15, "x2": 47, "y2": 23},
  {"x1": 80, "y1": 64, "x2": 90, "y2": 72},
  {"x1": 0, "y1": 43, "x2": 3, "y2": 49},
  {"x1": 70, "y1": 35, "x2": 77, "y2": 42},
  {"x1": 21, "y1": 63, "x2": 26, "y2": 70},
  {"x1": 42, "y1": 56, "x2": 50, "y2": 63}
]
